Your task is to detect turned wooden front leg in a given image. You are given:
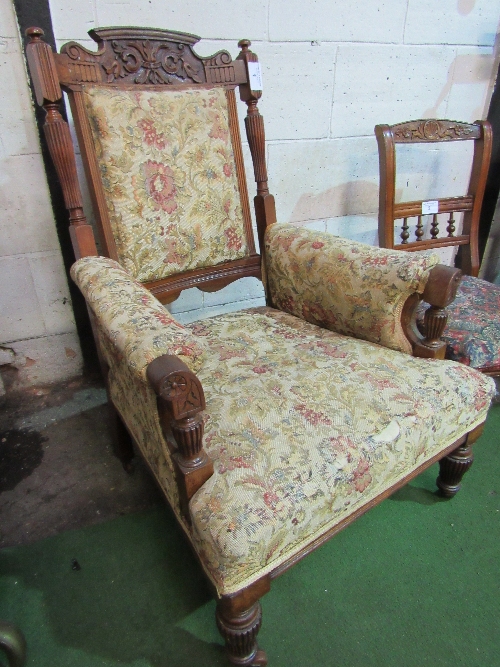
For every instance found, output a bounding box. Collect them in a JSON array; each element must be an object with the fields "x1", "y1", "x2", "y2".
[
  {"x1": 437, "y1": 442, "x2": 474, "y2": 497},
  {"x1": 216, "y1": 578, "x2": 270, "y2": 666},
  {"x1": 216, "y1": 601, "x2": 266, "y2": 666},
  {"x1": 437, "y1": 423, "x2": 484, "y2": 497}
]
